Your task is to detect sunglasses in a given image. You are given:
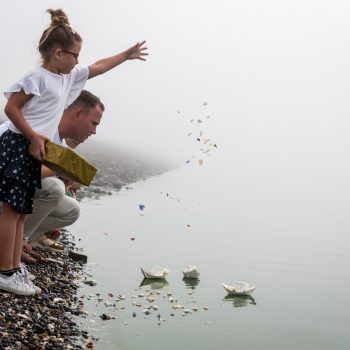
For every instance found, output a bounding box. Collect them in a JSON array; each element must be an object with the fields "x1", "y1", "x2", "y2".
[{"x1": 61, "y1": 49, "x2": 79, "y2": 59}]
